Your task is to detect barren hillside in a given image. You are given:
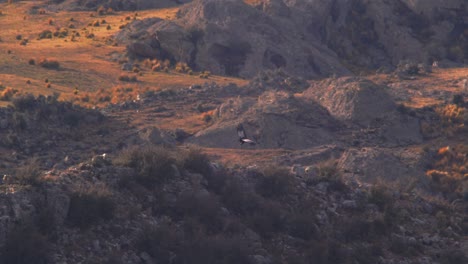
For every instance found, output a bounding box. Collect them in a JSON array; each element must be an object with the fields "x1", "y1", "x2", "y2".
[{"x1": 0, "y1": 1, "x2": 467, "y2": 264}]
